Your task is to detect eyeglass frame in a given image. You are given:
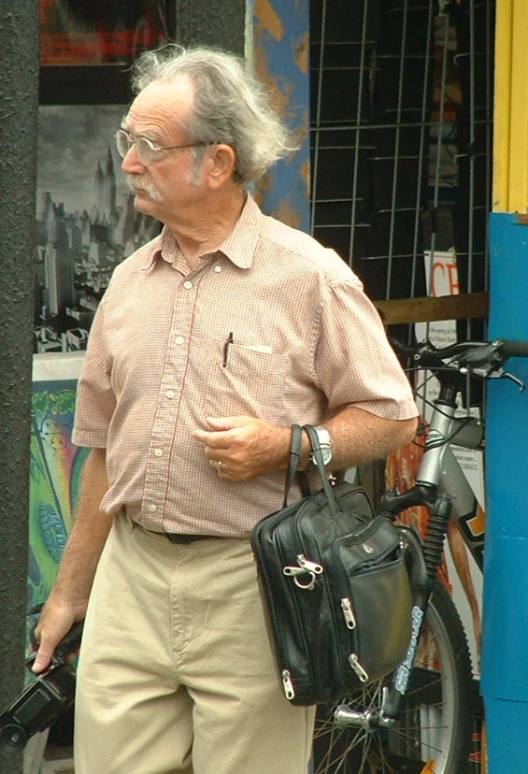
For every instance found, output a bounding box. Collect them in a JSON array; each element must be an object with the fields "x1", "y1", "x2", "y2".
[{"x1": 115, "y1": 128, "x2": 212, "y2": 167}]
